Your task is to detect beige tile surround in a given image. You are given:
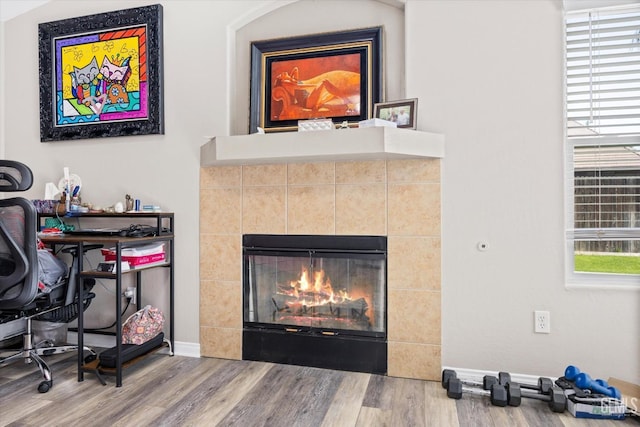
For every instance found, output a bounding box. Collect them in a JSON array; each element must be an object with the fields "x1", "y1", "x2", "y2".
[{"x1": 199, "y1": 158, "x2": 441, "y2": 381}]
